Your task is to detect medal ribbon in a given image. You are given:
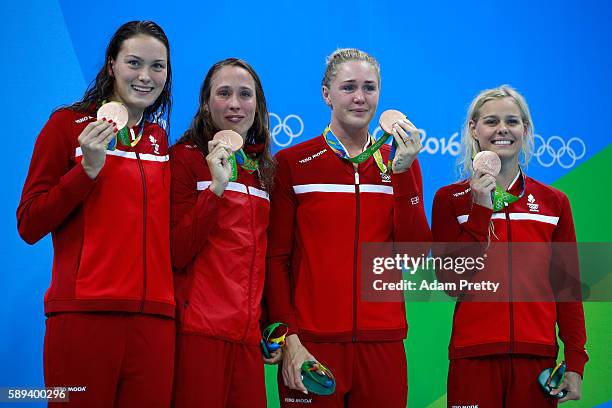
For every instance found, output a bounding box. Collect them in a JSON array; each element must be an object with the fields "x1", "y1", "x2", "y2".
[
  {"x1": 112, "y1": 123, "x2": 144, "y2": 149},
  {"x1": 100, "y1": 99, "x2": 143, "y2": 150},
  {"x1": 228, "y1": 149, "x2": 259, "y2": 182},
  {"x1": 323, "y1": 126, "x2": 397, "y2": 174},
  {"x1": 492, "y1": 169, "x2": 525, "y2": 212}
]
